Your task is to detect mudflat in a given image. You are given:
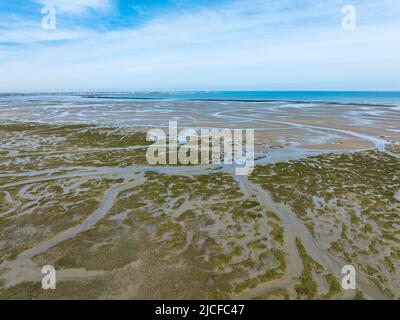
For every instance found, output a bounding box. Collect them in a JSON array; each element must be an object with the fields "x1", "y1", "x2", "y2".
[{"x1": 0, "y1": 97, "x2": 399, "y2": 300}]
